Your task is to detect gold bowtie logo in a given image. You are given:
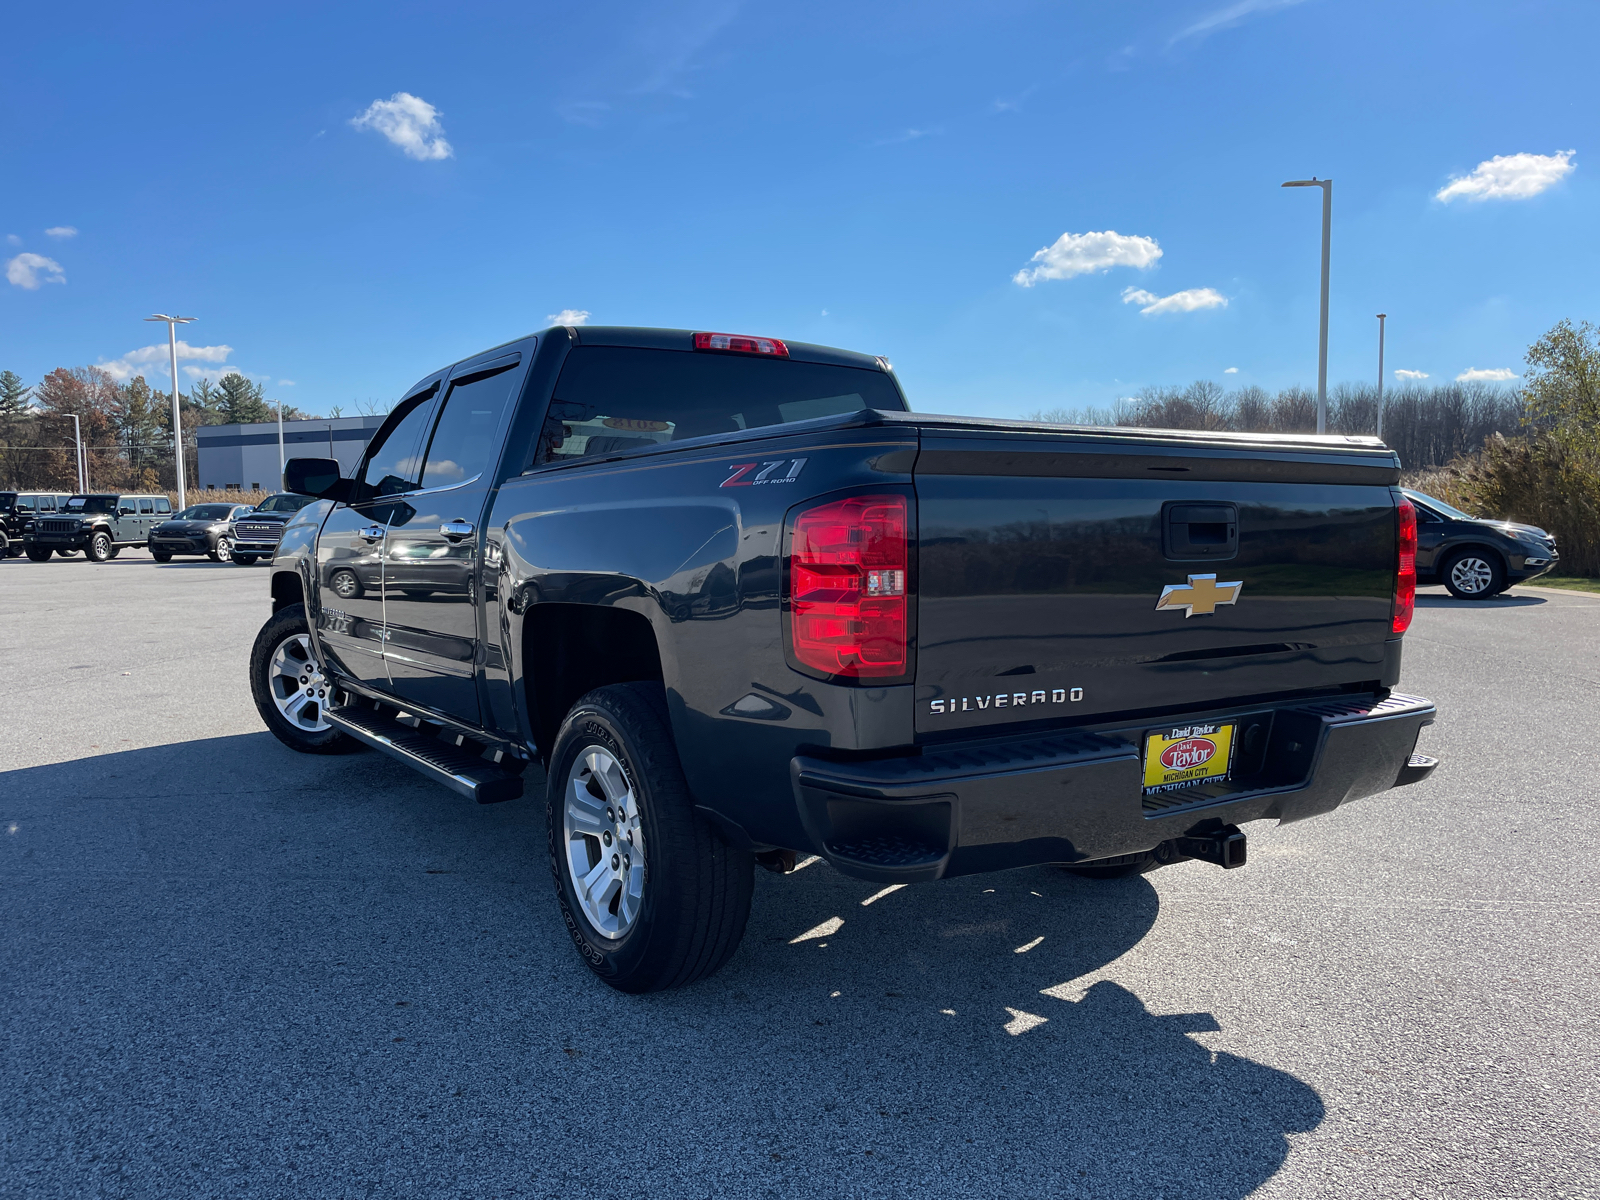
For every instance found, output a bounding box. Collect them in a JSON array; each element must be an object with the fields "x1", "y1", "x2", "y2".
[{"x1": 1156, "y1": 574, "x2": 1243, "y2": 617}]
